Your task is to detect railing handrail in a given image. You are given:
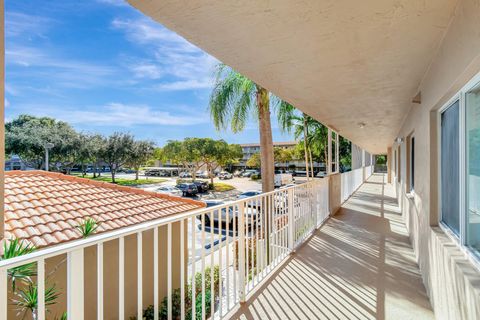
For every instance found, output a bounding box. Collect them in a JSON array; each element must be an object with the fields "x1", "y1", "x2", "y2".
[{"x1": 0, "y1": 179, "x2": 323, "y2": 269}]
